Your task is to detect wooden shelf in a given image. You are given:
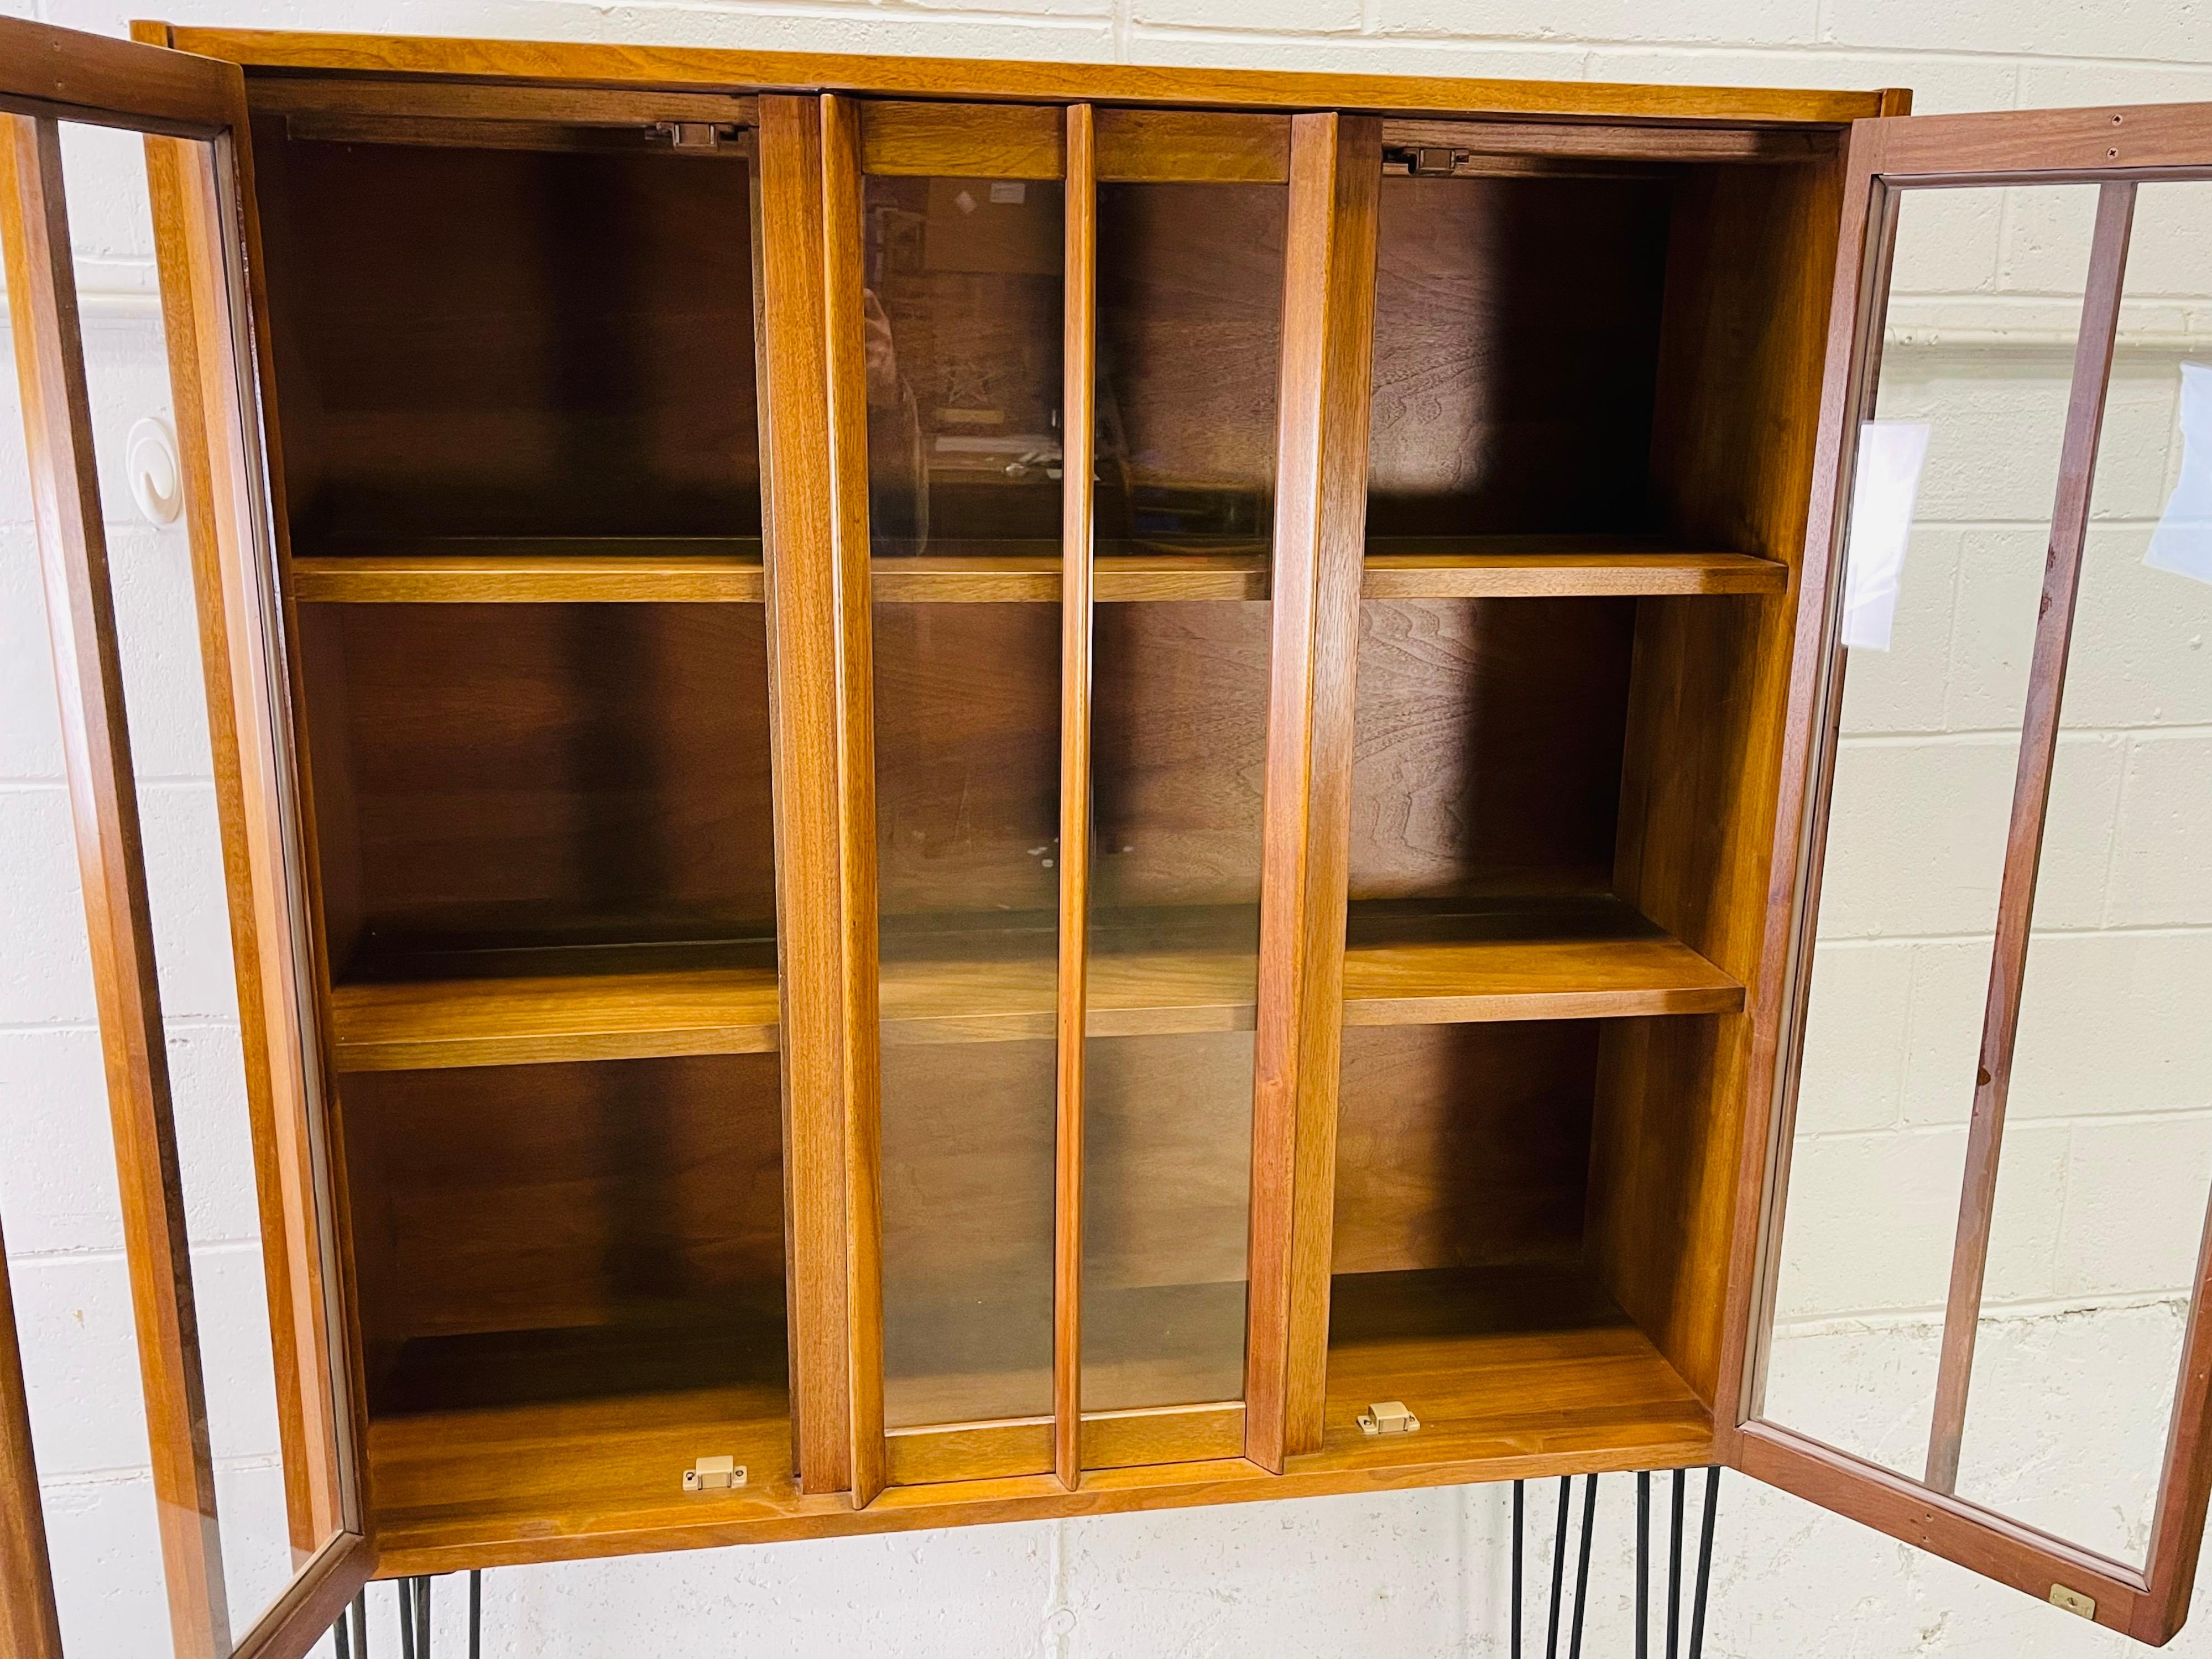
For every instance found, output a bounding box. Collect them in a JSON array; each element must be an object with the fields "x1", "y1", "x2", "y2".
[
  {"x1": 292, "y1": 538, "x2": 765, "y2": 603},
  {"x1": 1306, "y1": 1261, "x2": 1712, "y2": 1477},
  {"x1": 329, "y1": 896, "x2": 1736, "y2": 1073},
  {"x1": 1362, "y1": 536, "x2": 1787, "y2": 598},
  {"x1": 291, "y1": 535, "x2": 1783, "y2": 605}
]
